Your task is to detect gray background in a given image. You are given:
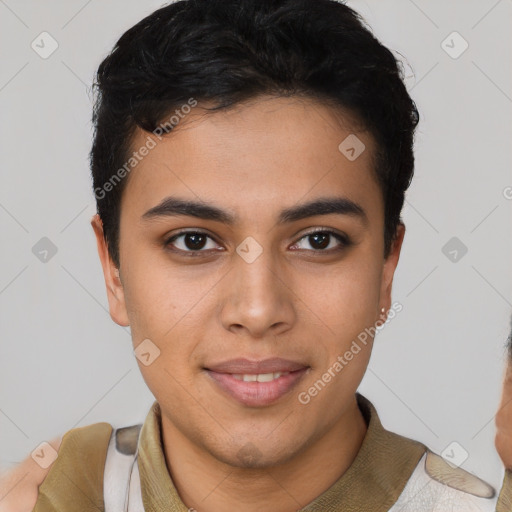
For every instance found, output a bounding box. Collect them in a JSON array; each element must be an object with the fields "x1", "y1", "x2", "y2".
[{"x1": 0, "y1": 0, "x2": 511, "y2": 489}]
